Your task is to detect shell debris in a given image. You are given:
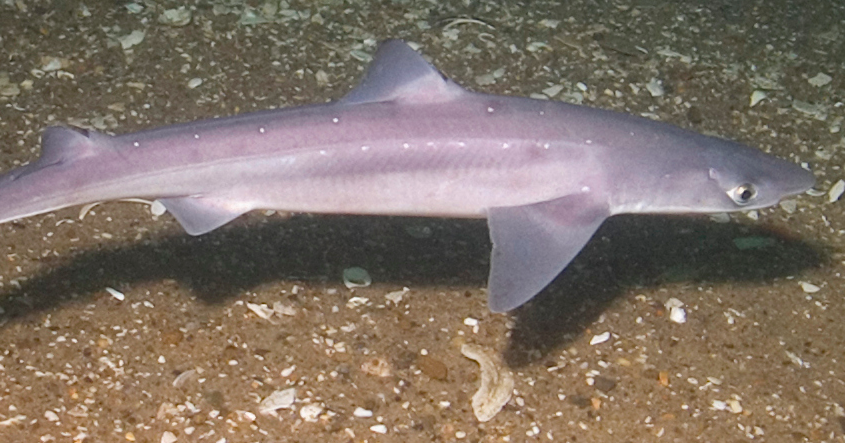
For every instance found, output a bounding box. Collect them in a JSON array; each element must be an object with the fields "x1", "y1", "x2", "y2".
[
  {"x1": 384, "y1": 287, "x2": 409, "y2": 305},
  {"x1": 808, "y1": 72, "x2": 832, "y2": 87},
  {"x1": 827, "y1": 179, "x2": 844, "y2": 202},
  {"x1": 589, "y1": 331, "x2": 611, "y2": 345},
  {"x1": 259, "y1": 388, "x2": 296, "y2": 414},
  {"x1": 664, "y1": 298, "x2": 687, "y2": 324},
  {"x1": 461, "y1": 344, "x2": 514, "y2": 422},
  {"x1": 158, "y1": 7, "x2": 192, "y2": 27},
  {"x1": 799, "y1": 281, "x2": 821, "y2": 293},
  {"x1": 299, "y1": 403, "x2": 323, "y2": 422},
  {"x1": 343, "y1": 267, "x2": 372, "y2": 288},
  {"x1": 117, "y1": 30, "x2": 146, "y2": 50},
  {"x1": 105, "y1": 287, "x2": 125, "y2": 301}
]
